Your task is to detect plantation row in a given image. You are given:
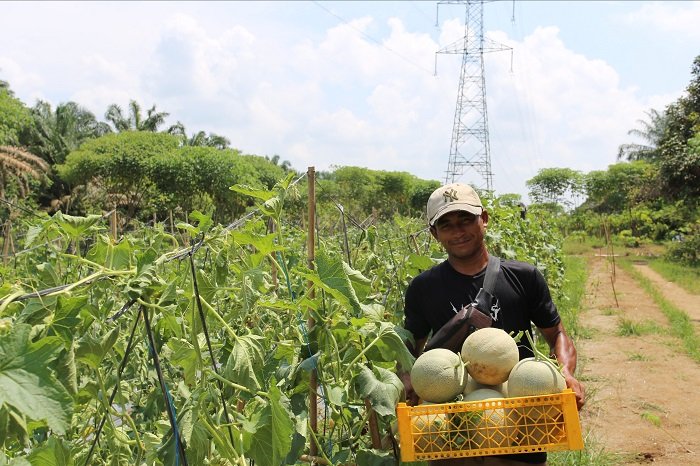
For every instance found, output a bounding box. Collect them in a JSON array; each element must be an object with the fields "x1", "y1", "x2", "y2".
[{"x1": 0, "y1": 175, "x2": 565, "y2": 465}]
